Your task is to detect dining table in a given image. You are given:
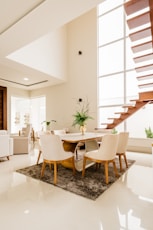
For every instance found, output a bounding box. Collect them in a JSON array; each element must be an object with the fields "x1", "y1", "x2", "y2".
[{"x1": 60, "y1": 132, "x2": 105, "y2": 171}]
